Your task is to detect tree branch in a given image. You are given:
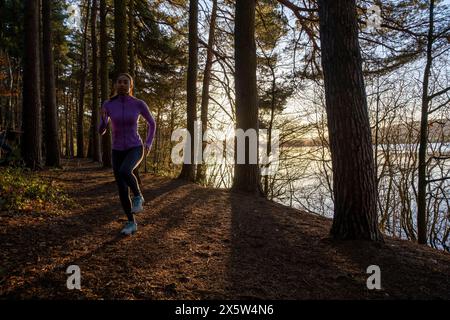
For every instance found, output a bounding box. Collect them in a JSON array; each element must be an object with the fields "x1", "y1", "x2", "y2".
[
  {"x1": 428, "y1": 96, "x2": 450, "y2": 114},
  {"x1": 276, "y1": 0, "x2": 317, "y2": 14},
  {"x1": 428, "y1": 86, "x2": 450, "y2": 101},
  {"x1": 426, "y1": 176, "x2": 450, "y2": 183}
]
